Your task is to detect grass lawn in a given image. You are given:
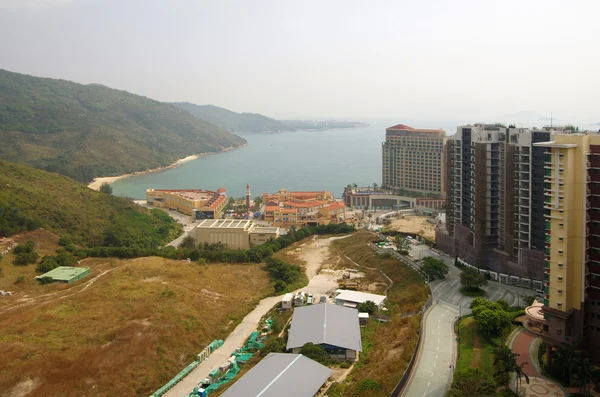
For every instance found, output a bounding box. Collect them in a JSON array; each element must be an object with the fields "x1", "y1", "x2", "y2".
[
  {"x1": 0, "y1": 255, "x2": 272, "y2": 397},
  {"x1": 456, "y1": 315, "x2": 517, "y2": 373}
]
